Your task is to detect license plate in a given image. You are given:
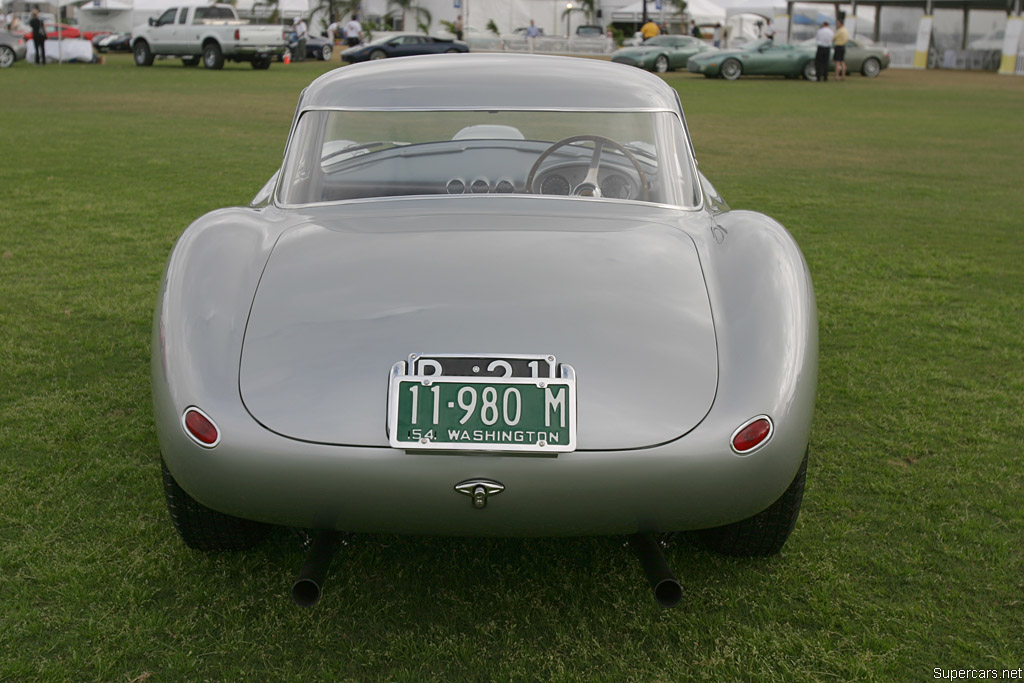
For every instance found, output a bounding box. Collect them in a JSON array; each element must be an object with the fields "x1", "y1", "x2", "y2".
[
  {"x1": 409, "y1": 353, "x2": 557, "y2": 379},
  {"x1": 388, "y1": 375, "x2": 576, "y2": 453}
]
